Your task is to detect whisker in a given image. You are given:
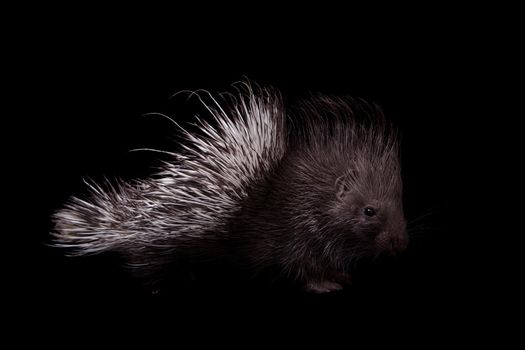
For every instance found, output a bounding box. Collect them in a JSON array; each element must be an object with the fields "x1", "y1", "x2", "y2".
[{"x1": 408, "y1": 210, "x2": 434, "y2": 226}]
